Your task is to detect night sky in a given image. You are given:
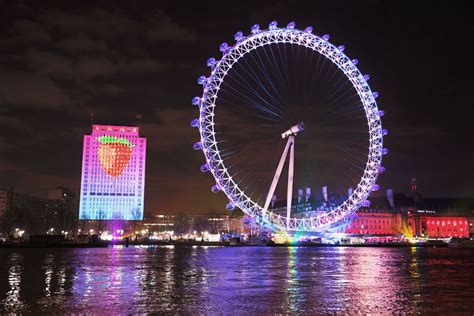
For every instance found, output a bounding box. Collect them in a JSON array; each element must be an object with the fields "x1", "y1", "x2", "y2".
[{"x1": 0, "y1": 0, "x2": 473, "y2": 214}]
